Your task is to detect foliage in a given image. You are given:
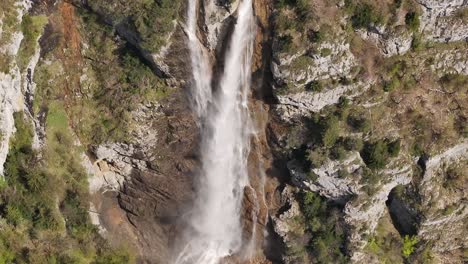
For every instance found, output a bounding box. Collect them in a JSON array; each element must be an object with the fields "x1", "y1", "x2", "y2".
[
  {"x1": 344, "y1": 137, "x2": 364, "y2": 152},
  {"x1": 402, "y1": 235, "x2": 419, "y2": 258},
  {"x1": 308, "y1": 148, "x2": 327, "y2": 168},
  {"x1": 365, "y1": 216, "x2": 404, "y2": 263},
  {"x1": 361, "y1": 140, "x2": 389, "y2": 169},
  {"x1": 411, "y1": 34, "x2": 422, "y2": 51},
  {"x1": 388, "y1": 139, "x2": 401, "y2": 157},
  {"x1": 307, "y1": 30, "x2": 324, "y2": 43},
  {"x1": 362, "y1": 138, "x2": 403, "y2": 170},
  {"x1": 298, "y1": 191, "x2": 348, "y2": 263},
  {"x1": 384, "y1": 77, "x2": 400, "y2": 92},
  {"x1": 321, "y1": 115, "x2": 341, "y2": 148},
  {"x1": 0, "y1": 111, "x2": 134, "y2": 262},
  {"x1": 439, "y1": 74, "x2": 468, "y2": 93},
  {"x1": 277, "y1": 34, "x2": 294, "y2": 53},
  {"x1": 0, "y1": 0, "x2": 20, "y2": 73},
  {"x1": 88, "y1": 0, "x2": 181, "y2": 53},
  {"x1": 305, "y1": 80, "x2": 323, "y2": 92},
  {"x1": 18, "y1": 15, "x2": 48, "y2": 70},
  {"x1": 347, "y1": 111, "x2": 371, "y2": 133},
  {"x1": 346, "y1": 2, "x2": 383, "y2": 29},
  {"x1": 405, "y1": 12, "x2": 420, "y2": 32}
]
